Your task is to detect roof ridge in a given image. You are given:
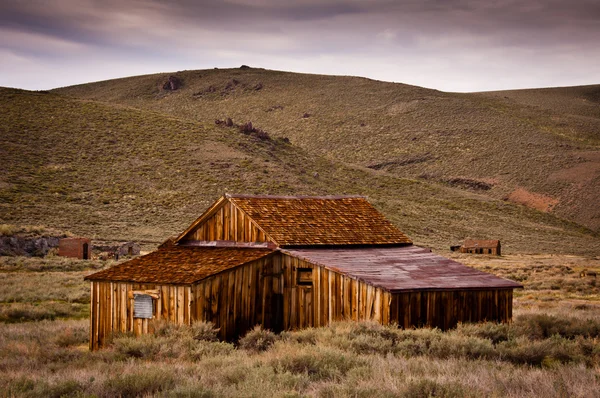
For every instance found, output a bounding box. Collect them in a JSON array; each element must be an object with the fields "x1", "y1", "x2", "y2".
[
  {"x1": 179, "y1": 240, "x2": 277, "y2": 249},
  {"x1": 226, "y1": 193, "x2": 367, "y2": 200}
]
